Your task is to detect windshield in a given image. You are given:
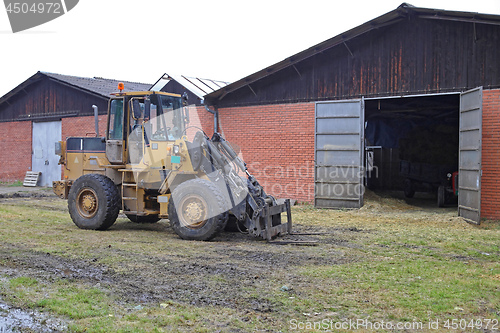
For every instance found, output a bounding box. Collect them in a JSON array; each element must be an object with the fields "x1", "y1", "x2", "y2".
[{"x1": 147, "y1": 94, "x2": 184, "y2": 141}]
